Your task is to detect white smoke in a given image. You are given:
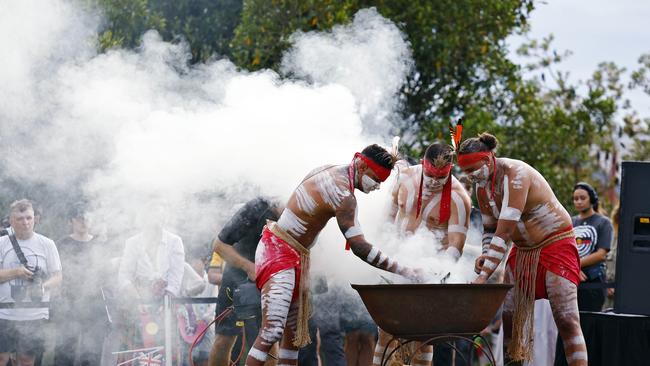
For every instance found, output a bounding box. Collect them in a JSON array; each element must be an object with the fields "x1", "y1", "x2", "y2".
[{"x1": 0, "y1": 0, "x2": 479, "y2": 291}]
